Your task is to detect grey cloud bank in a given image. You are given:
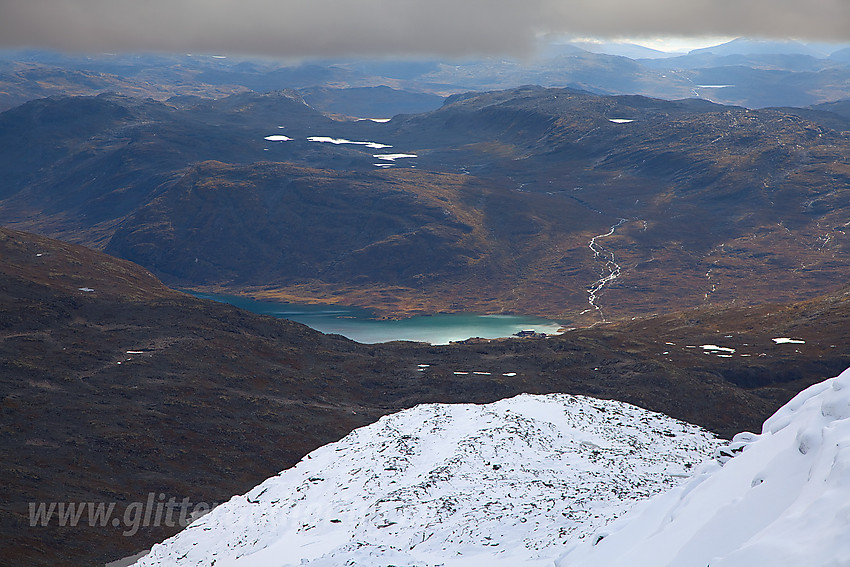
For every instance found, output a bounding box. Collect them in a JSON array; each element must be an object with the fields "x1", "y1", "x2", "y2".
[{"x1": 1, "y1": 0, "x2": 848, "y2": 58}]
